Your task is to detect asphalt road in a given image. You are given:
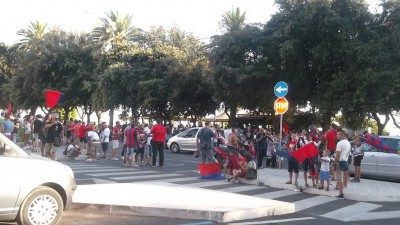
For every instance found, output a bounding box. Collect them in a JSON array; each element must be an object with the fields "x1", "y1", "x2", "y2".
[{"x1": 57, "y1": 149, "x2": 400, "y2": 225}]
